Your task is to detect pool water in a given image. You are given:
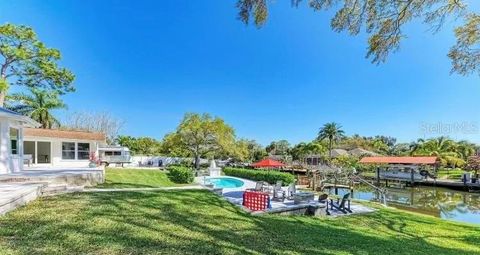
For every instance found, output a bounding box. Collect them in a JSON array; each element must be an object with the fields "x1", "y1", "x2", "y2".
[{"x1": 205, "y1": 177, "x2": 244, "y2": 188}]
